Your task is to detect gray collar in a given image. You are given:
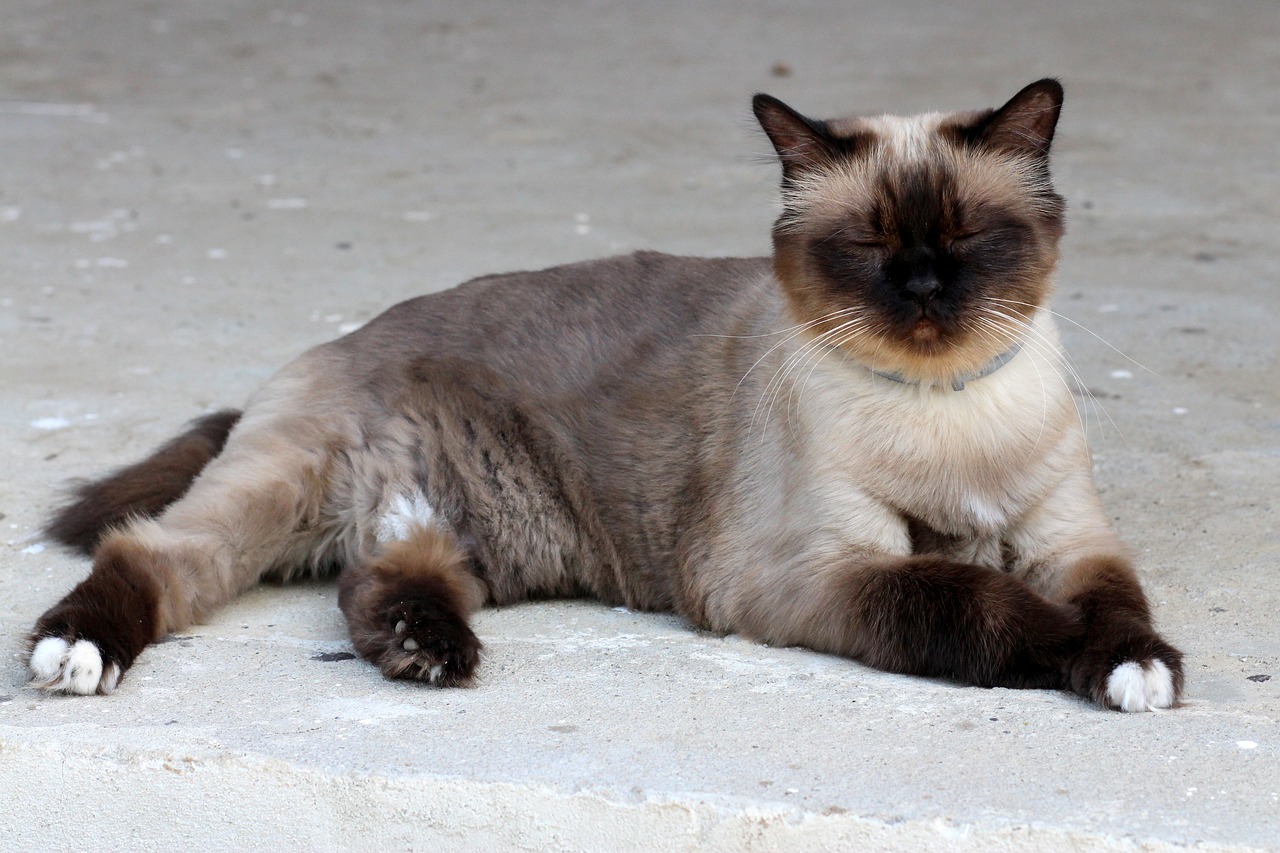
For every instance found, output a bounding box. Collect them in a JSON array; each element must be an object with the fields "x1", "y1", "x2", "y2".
[{"x1": 870, "y1": 343, "x2": 1023, "y2": 392}]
